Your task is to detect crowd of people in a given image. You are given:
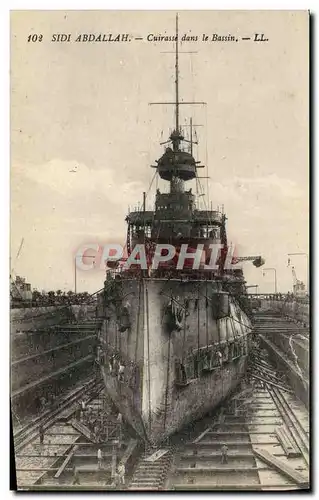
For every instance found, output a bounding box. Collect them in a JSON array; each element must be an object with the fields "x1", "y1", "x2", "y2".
[
  {"x1": 71, "y1": 398, "x2": 127, "y2": 486},
  {"x1": 176, "y1": 338, "x2": 248, "y2": 385},
  {"x1": 75, "y1": 398, "x2": 122, "y2": 444},
  {"x1": 96, "y1": 343, "x2": 137, "y2": 389},
  {"x1": 262, "y1": 292, "x2": 309, "y2": 302}
]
